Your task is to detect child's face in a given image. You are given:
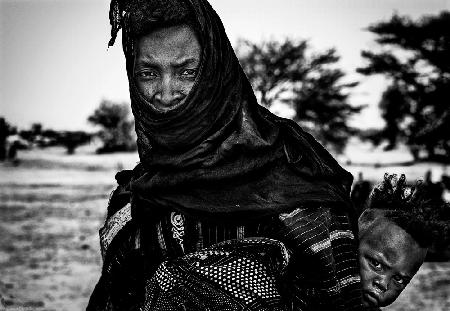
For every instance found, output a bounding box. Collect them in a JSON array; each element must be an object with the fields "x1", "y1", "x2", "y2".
[{"x1": 358, "y1": 216, "x2": 427, "y2": 309}]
